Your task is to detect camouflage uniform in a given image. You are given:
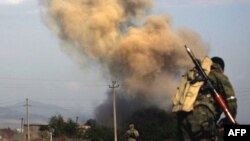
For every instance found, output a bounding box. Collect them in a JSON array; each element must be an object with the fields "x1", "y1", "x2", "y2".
[
  {"x1": 125, "y1": 124, "x2": 139, "y2": 141},
  {"x1": 176, "y1": 62, "x2": 237, "y2": 141}
]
